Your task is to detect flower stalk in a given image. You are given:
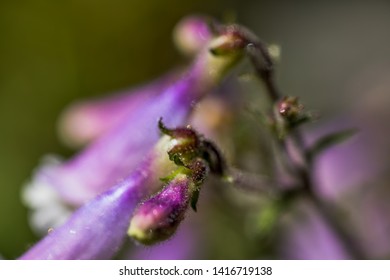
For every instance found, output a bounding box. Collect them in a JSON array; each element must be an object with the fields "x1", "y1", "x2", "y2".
[{"x1": 233, "y1": 24, "x2": 366, "y2": 259}]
